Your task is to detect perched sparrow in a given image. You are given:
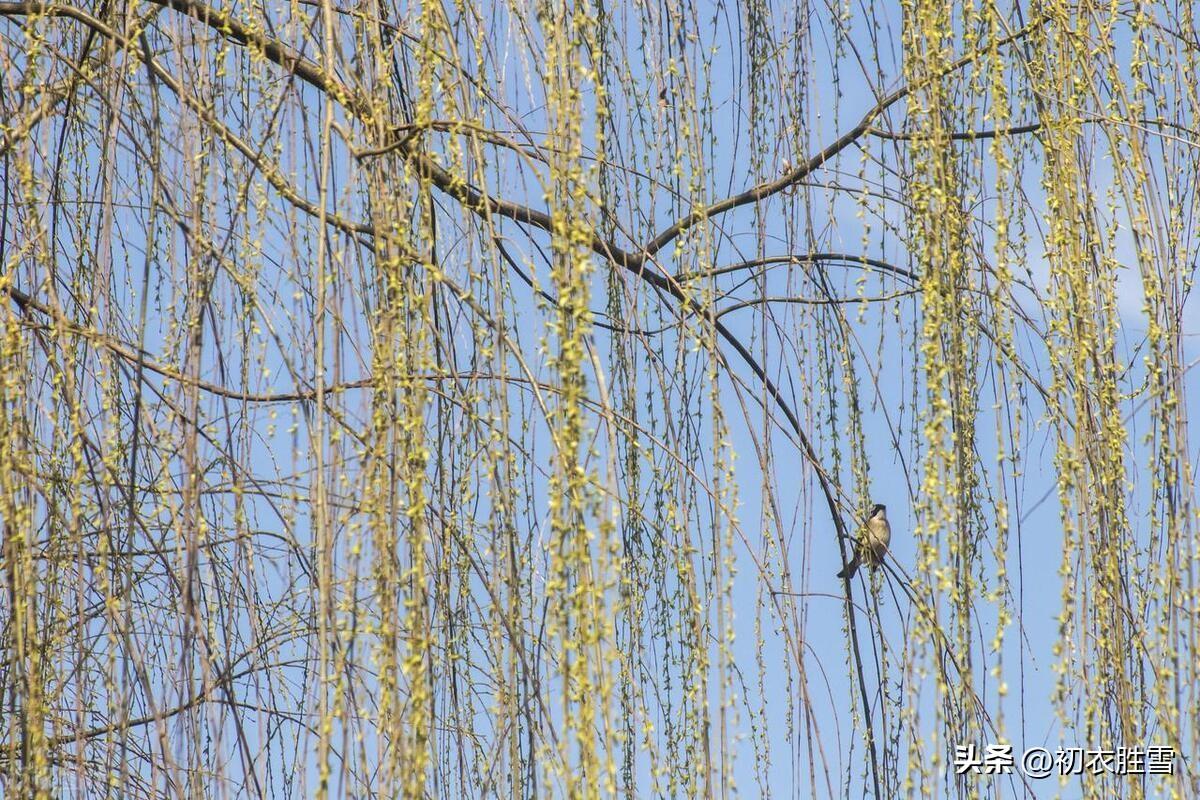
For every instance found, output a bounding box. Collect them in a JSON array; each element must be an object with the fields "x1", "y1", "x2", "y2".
[{"x1": 837, "y1": 503, "x2": 891, "y2": 579}]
